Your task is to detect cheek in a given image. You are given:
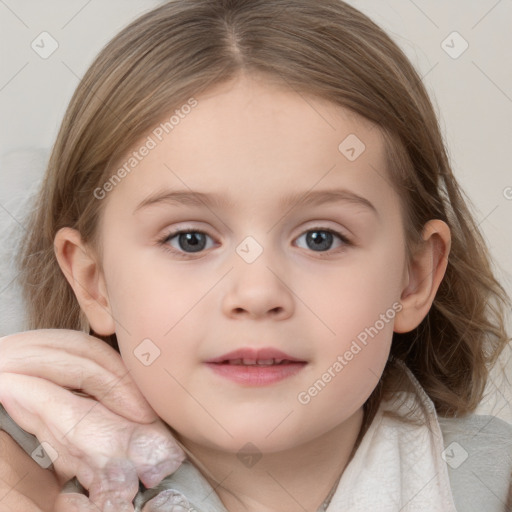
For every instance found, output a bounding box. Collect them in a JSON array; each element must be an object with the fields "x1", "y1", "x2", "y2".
[
  {"x1": 295, "y1": 288, "x2": 398, "y2": 432},
  {"x1": 104, "y1": 247, "x2": 212, "y2": 334},
  {"x1": 102, "y1": 254, "x2": 211, "y2": 409},
  {"x1": 305, "y1": 238, "x2": 404, "y2": 402},
  {"x1": 319, "y1": 242, "x2": 405, "y2": 341},
  {"x1": 115, "y1": 320, "x2": 201, "y2": 421}
]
